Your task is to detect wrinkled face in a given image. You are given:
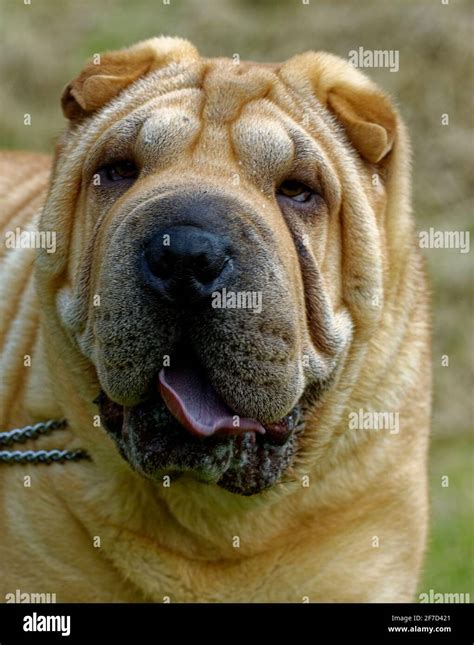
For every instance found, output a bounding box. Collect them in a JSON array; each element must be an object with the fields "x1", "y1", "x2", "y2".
[{"x1": 40, "y1": 45, "x2": 393, "y2": 495}]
